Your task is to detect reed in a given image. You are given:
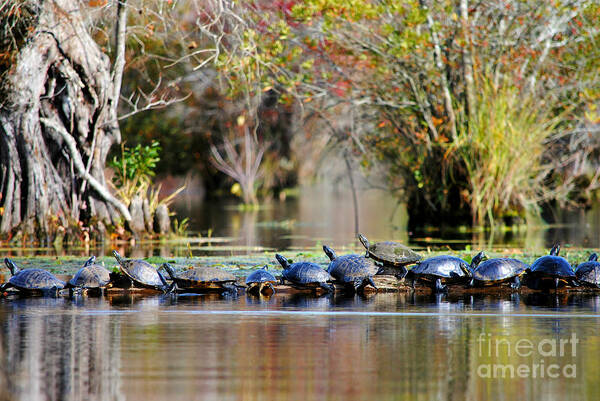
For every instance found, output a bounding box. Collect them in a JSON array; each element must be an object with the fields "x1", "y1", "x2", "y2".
[{"x1": 452, "y1": 76, "x2": 565, "y2": 225}]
